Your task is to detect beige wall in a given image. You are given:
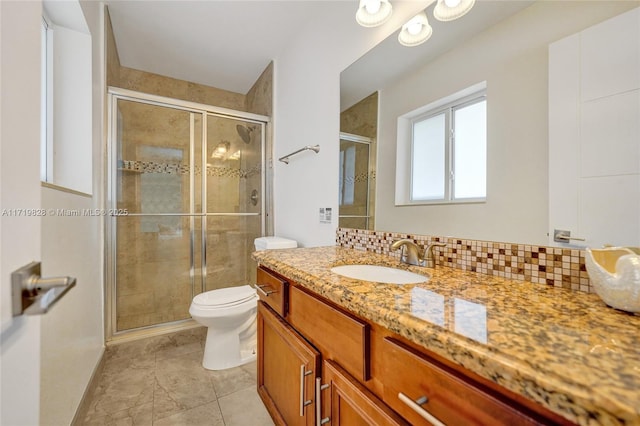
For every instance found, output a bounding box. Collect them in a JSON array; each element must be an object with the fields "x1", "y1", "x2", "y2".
[{"x1": 376, "y1": 2, "x2": 638, "y2": 246}]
